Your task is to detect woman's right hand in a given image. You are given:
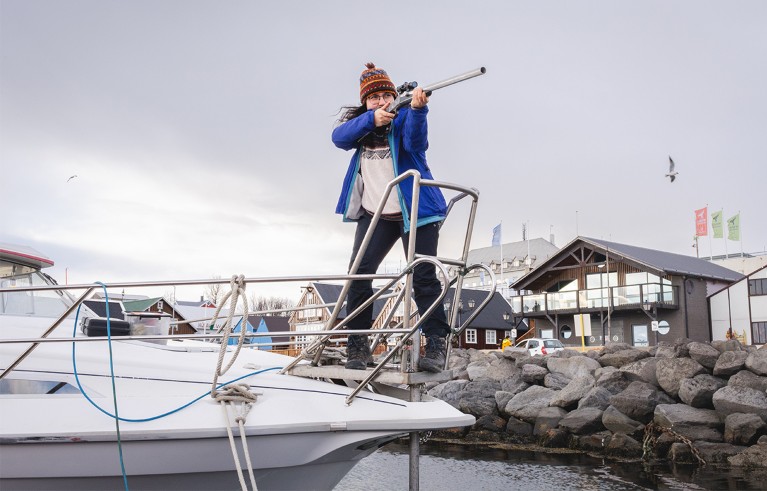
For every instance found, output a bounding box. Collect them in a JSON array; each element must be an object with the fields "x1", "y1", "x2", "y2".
[{"x1": 373, "y1": 102, "x2": 395, "y2": 127}]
